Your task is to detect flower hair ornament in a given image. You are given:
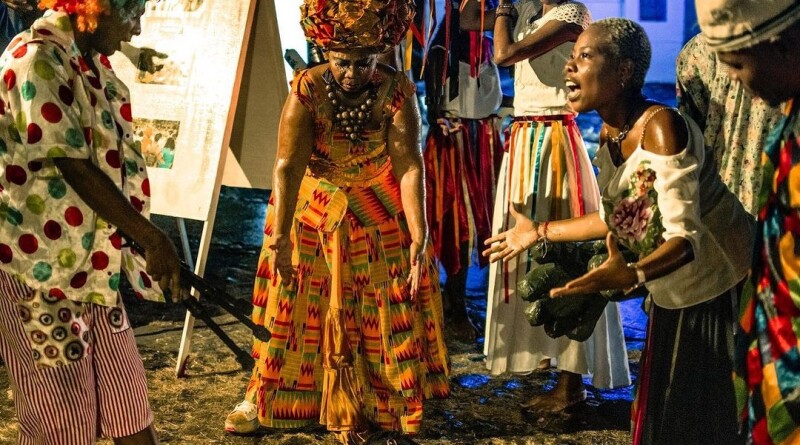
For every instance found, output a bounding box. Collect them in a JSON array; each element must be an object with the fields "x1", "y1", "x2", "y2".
[
  {"x1": 300, "y1": 0, "x2": 415, "y2": 51},
  {"x1": 38, "y1": 0, "x2": 146, "y2": 33}
]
